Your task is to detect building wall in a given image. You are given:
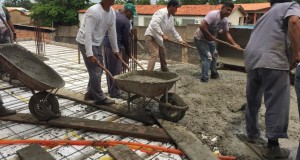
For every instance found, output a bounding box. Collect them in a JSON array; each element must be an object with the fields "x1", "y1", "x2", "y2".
[
  {"x1": 9, "y1": 11, "x2": 31, "y2": 25},
  {"x1": 228, "y1": 10, "x2": 244, "y2": 25},
  {"x1": 78, "y1": 9, "x2": 245, "y2": 27},
  {"x1": 15, "y1": 28, "x2": 54, "y2": 40}
]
